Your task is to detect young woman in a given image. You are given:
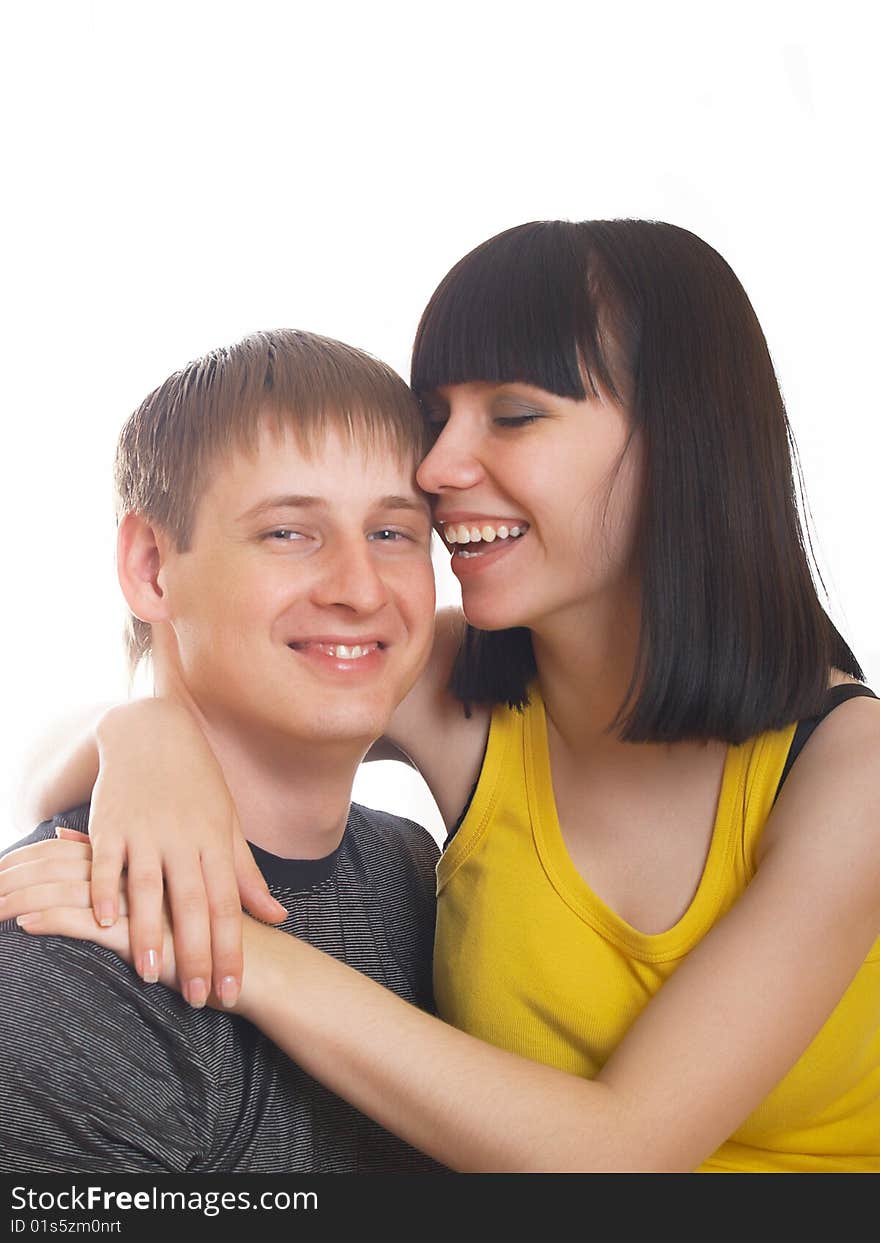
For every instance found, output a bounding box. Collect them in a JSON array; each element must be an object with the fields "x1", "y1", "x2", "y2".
[{"x1": 6, "y1": 219, "x2": 880, "y2": 1172}]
